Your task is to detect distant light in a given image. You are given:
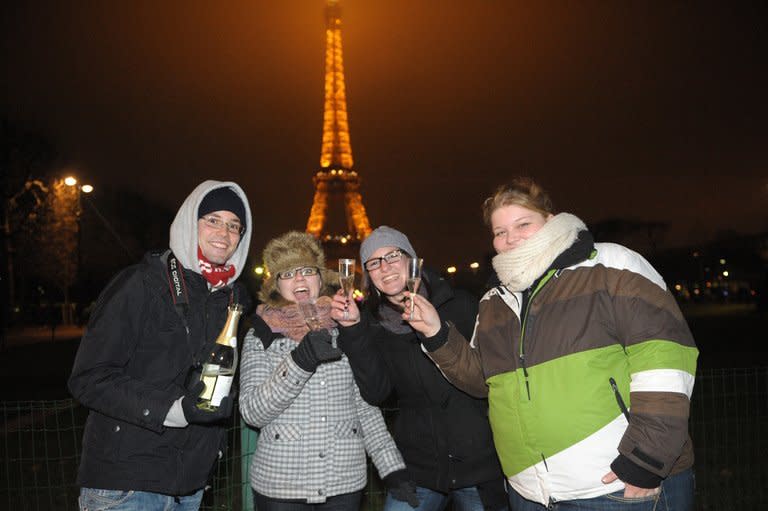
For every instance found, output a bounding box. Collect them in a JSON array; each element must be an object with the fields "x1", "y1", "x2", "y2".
[
  {"x1": 64, "y1": 176, "x2": 77, "y2": 186},
  {"x1": 340, "y1": 236, "x2": 348, "y2": 244},
  {"x1": 469, "y1": 262, "x2": 479, "y2": 269},
  {"x1": 692, "y1": 251, "x2": 700, "y2": 258},
  {"x1": 352, "y1": 289, "x2": 364, "y2": 301},
  {"x1": 674, "y1": 284, "x2": 682, "y2": 291},
  {"x1": 446, "y1": 266, "x2": 457, "y2": 274},
  {"x1": 705, "y1": 281, "x2": 711, "y2": 288},
  {"x1": 719, "y1": 259, "x2": 726, "y2": 265},
  {"x1": 81, "y1": 184, "x2": 94, "y2": 193},
  {"x1": 254, "y1": 266, "x2": 264, "y2": 275},
  {"x1": 723, "y1": 270, "x2": 729, "y2": 277},
  {"x1": 693, "y1": 289, "x2": 700, "y2": 295}
]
